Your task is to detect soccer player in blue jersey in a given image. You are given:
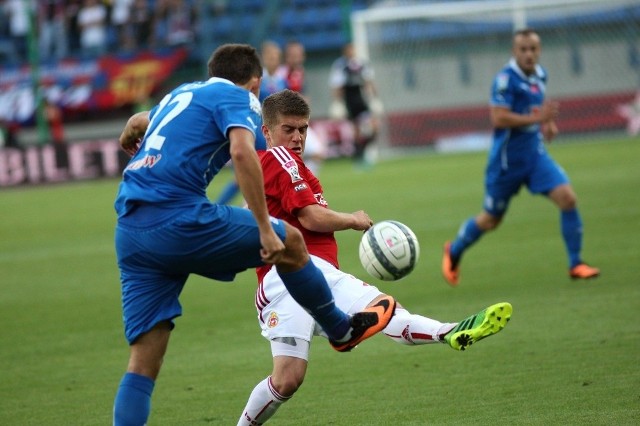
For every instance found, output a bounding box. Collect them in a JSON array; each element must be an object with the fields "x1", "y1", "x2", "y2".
[
  {"x1": 442, "y1": 29, "x2": 600, "y2": 286},
  {"x1": 112, "y1": 44, "x2": 395, "y2": 426}
]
